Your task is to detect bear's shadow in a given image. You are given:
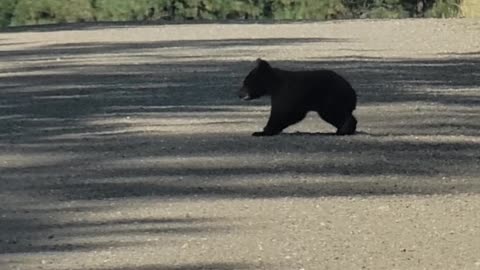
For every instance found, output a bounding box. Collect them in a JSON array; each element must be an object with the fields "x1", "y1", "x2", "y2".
[{"x1": 282, "y1": 131, "x2": 369, "y2": 137}]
